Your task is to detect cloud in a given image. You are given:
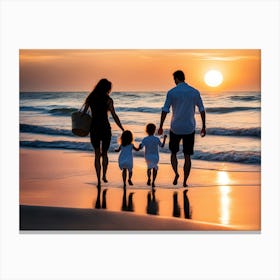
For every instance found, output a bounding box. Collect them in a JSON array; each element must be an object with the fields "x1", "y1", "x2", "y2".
[
  {"x1": 187, "y1": 51, "x2": 260, "y2": 61},
  {"x1": 200, "y1": 55, "x2": 259, "y2": 61}
]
